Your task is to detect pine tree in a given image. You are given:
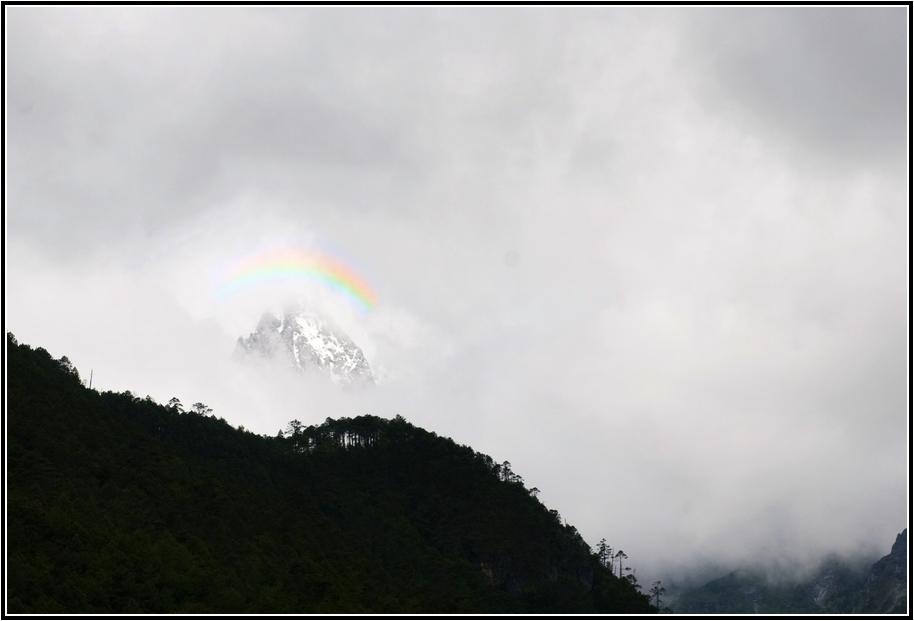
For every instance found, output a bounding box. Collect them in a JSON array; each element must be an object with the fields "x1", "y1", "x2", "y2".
[
  {"x1": 192, "y1": 402, "x2": 213, "y2": 416},
  {"x1": 614, "y1": 550, "x2": 628, "y2": 579},
  {"x1": 597, "y1": 539, "x2": 610, "y2": 568},
  {"x1": 650, "y1": 581, "x2": 665, "y2": 609}
]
